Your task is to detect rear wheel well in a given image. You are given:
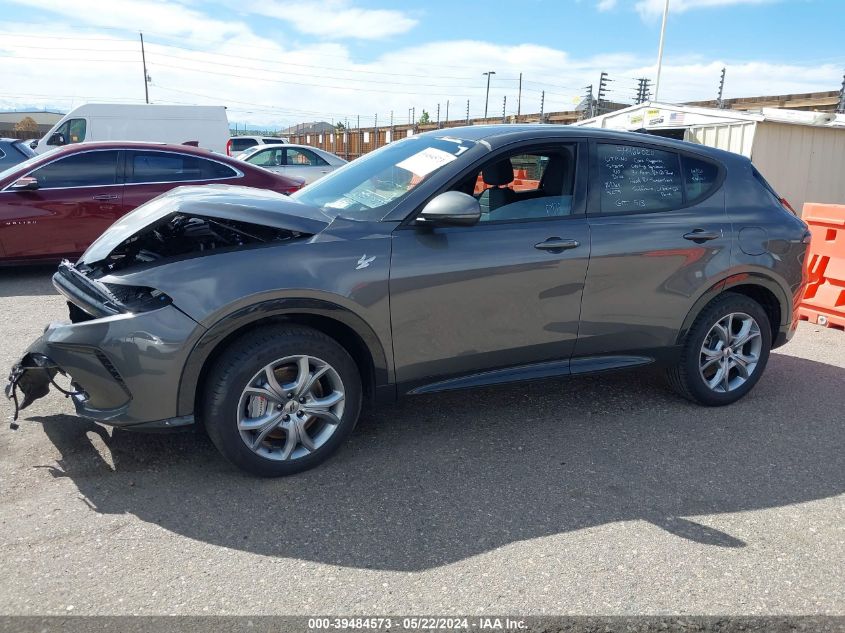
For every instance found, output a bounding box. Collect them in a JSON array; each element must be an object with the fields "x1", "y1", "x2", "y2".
[
  {"x1": 194, "y1": 314, "x2": 376, "y2": 423},
  {"x1": 722, "y1": 284, "x2": 781, "y2": 340}
]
